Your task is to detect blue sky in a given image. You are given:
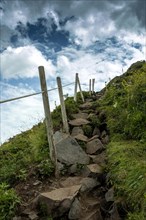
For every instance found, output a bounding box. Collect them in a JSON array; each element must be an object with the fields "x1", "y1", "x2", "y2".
[{"x1": 0, "y1": 0, "x2": 146, "y2": 143}]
